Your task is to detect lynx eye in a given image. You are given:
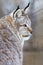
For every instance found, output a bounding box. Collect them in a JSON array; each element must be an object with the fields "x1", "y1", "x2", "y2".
[
  {"x1": 23, "y1": 24, "x2": 27, "y2": 27},
  {"x1": 20, "y1": 24, "x2": 27, "y2": 27}
]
